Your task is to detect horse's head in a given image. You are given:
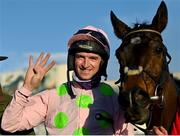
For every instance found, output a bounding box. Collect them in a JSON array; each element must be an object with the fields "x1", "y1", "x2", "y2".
[{"x1": 111, "y1": 1, "x2": 174, "y2": 127}]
